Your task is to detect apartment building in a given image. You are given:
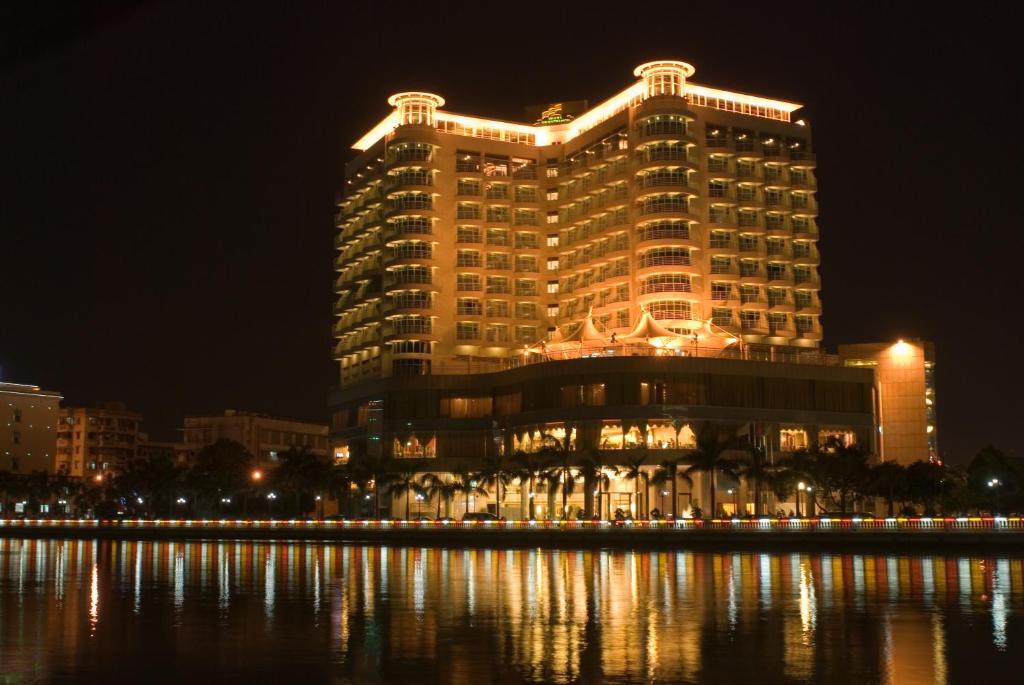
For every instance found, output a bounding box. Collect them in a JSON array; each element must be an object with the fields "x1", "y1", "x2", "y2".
[
  {"x1": 0, "y1": 382, "x2": 62, "y2": 474},
  {"x1": 56, "y1": 402, "x2": 143, "y2": 478},
  {"x1": 182, "y1": 410, "x2": 329, "y2": 465},
  {"x1": 333, "y1": 60, "x2": 820, "y2": 386}
]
